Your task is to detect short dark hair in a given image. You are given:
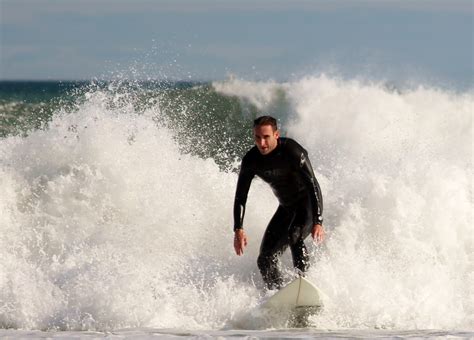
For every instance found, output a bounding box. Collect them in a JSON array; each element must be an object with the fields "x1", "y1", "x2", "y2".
[{"x1": 253, "y1": 115, "x2": 278, "y2": 131}]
